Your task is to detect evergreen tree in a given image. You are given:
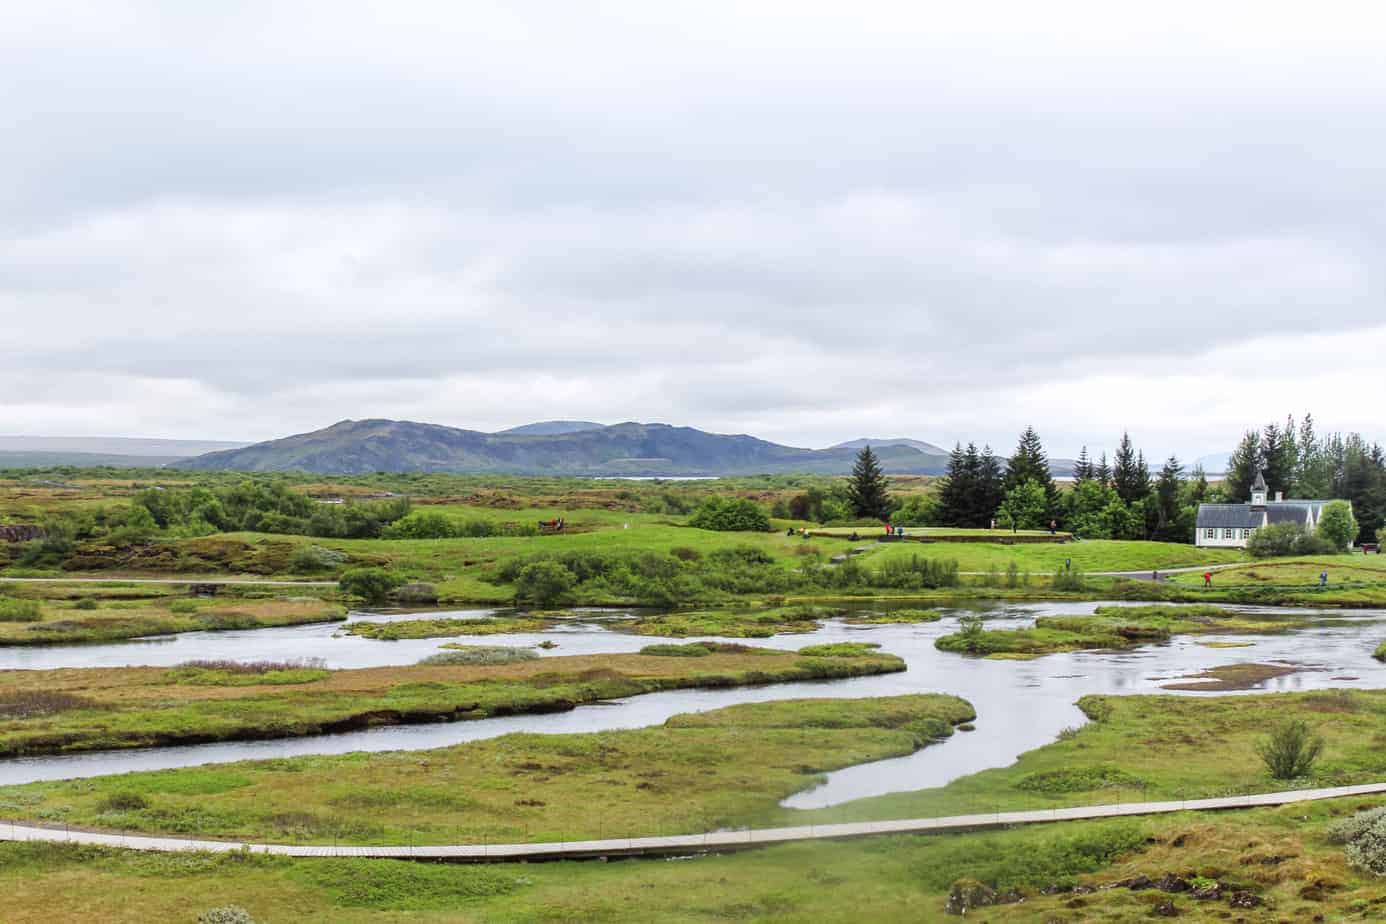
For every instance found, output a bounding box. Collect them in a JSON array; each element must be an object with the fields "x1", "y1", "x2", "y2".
[
  {"x1": 846, "y1": 445, "x2": 893, "y2": 520},
  {"x1": 1184, "y1": 465, "x2": 1209, "y2": 505},
  {"x1": 1224, "y1": 430, "x2": 1262, "y2": 501},
  {"x1": 976, "y1": 445, "x2": 1005, "y2": 527},
  {"x1": 1153, "y1": 455, "x2": 1185, "y2": 541},
  {"x1": 936, "y1": 444, "x2": 973, "y2": 527},
  {"x1": 1004, "y1": 427, "x2": 1057, "y2": 522},
  {"x1": 1095, "y1": 452, "x2": 1112, "y2": 487},
  {"x1": 1261, "y1": 422, "x2": 1292, "y2": 499},
  {"x1": 1297, "y1": 414, "x2": 1331, "y2": 498},
  {"x1": 1112, "y1": 432, "x2": 1150, "y2": 505},
  {"x1": 1073, "y1": 446, "x2": 1093, "y2": 482}
]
